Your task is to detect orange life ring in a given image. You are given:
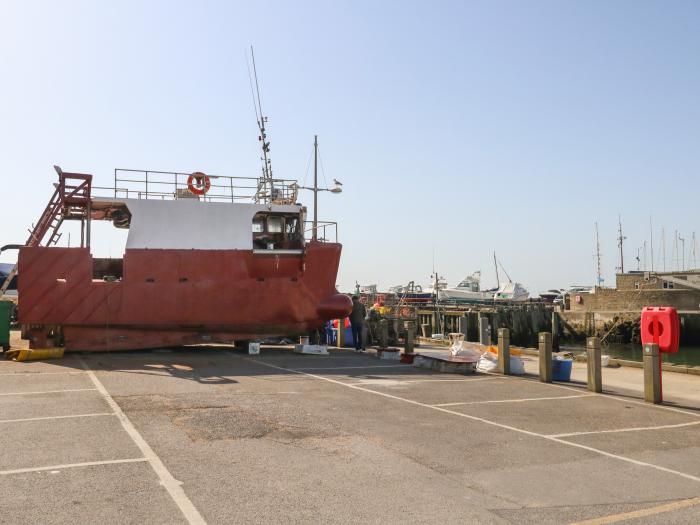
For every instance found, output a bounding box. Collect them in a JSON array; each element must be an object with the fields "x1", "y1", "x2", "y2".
[{"x1": 187, "y1": 172, "x2": 211, "y2": 195}]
